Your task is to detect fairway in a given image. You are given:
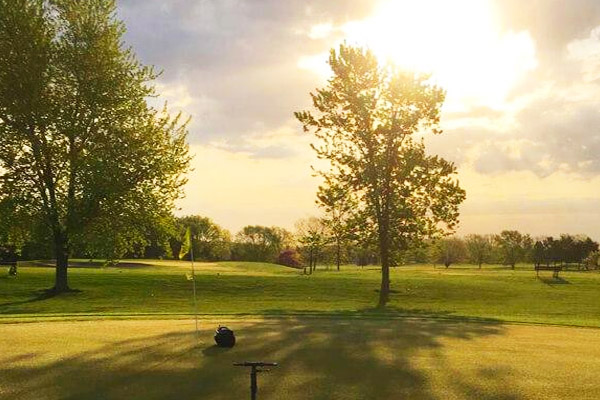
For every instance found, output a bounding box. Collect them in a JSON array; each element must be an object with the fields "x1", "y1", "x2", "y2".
[
  {"x1": 1, "y1": 318, "x2": 599, "y2": 399},
  {"x1": 2, "y1": 261, "x2": 600, "y2": 327}
]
